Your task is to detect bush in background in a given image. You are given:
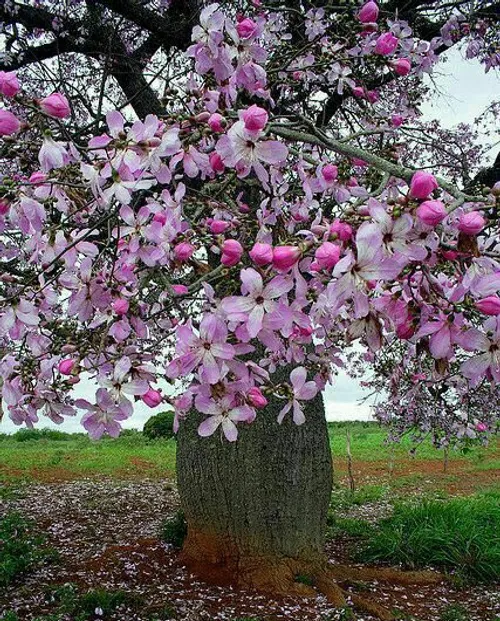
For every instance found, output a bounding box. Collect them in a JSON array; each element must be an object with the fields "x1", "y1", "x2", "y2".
[{"x1": 143, "y1": 411, "x2": 176, "y2": 440}]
